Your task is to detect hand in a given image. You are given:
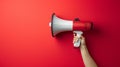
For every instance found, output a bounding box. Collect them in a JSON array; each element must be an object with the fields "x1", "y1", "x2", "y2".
[
  {"x1": 73, "y1": 33, "x2": 80, "y2": 44},
  {"x1": 73, "y1": 33, "x2": 86, "y2": 47}
]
